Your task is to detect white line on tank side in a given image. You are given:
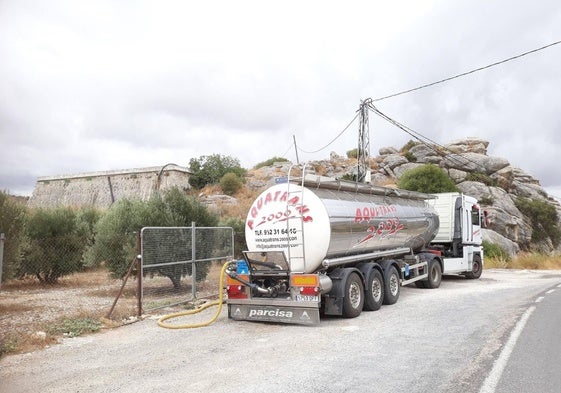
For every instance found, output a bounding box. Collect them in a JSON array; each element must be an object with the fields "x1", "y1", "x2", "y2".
[
  {"x1": 546, "y1": 289, "x2": 555, "y2": 294},
  {"x1": 535, "y1": 297, "x2": 544, "y2": 303},
  {"x1": 478, "y1": 306, "x2": 536, "y2": 393}
]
